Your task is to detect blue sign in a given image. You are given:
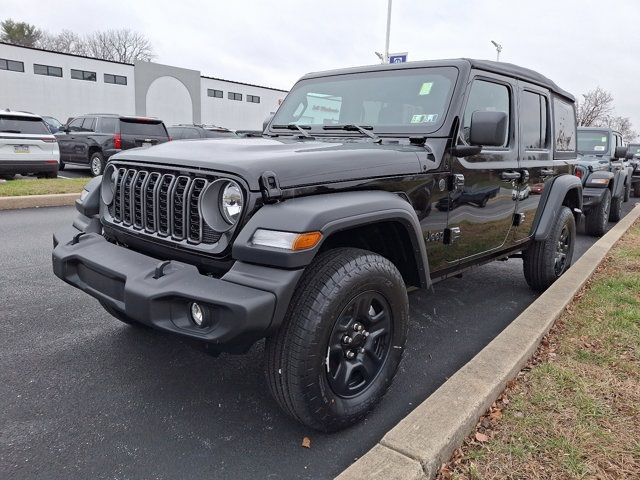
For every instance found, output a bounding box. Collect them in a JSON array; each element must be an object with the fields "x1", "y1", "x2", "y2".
[{"x1": 389, "y1": 53, "x2": 408, "y2": 63}]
